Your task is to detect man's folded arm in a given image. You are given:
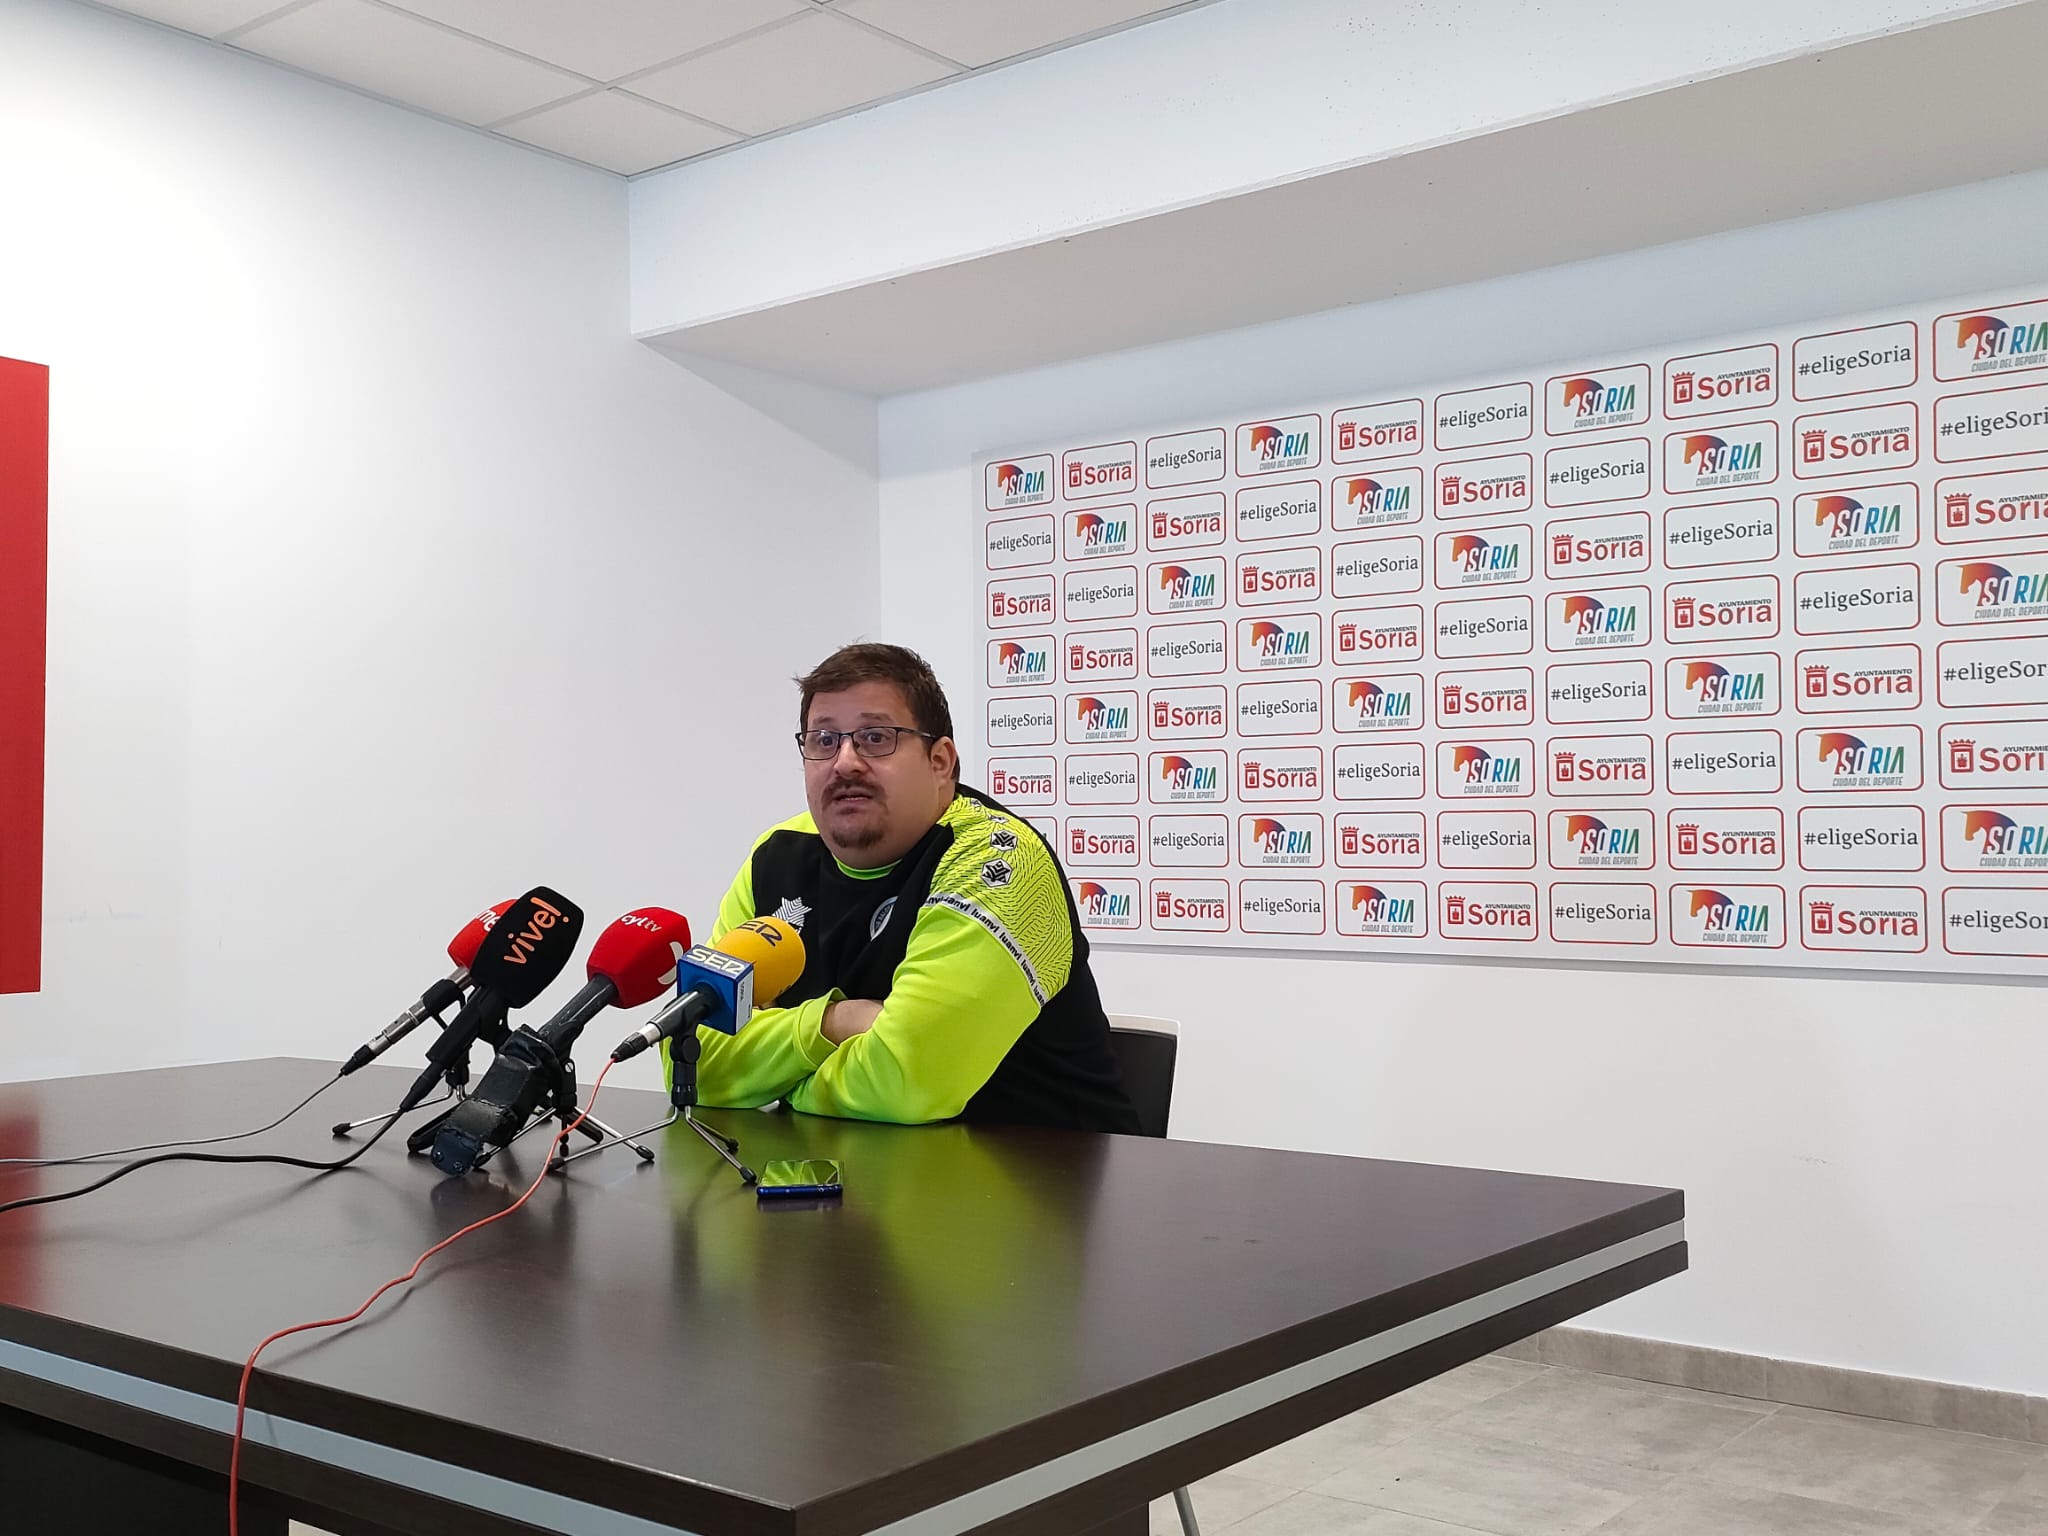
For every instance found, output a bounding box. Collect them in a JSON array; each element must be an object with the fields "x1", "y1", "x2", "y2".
[
  {"x1": 788, "y1": 838, "x2": 1074, "y2": 1124},
  {"x1": 669, "y1": 827, "x2": 832, "y2": 1108}
]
